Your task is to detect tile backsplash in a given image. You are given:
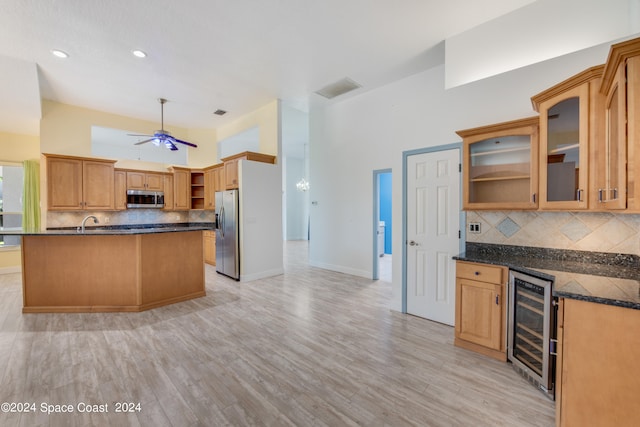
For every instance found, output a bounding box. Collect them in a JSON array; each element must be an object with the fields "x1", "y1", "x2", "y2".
[
  {"x1": 466, "y1": 211, "x2": 640, "y2": 256},
  {"x1": 47, "y1": 209, "x2": 215, "y2": 228}
]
